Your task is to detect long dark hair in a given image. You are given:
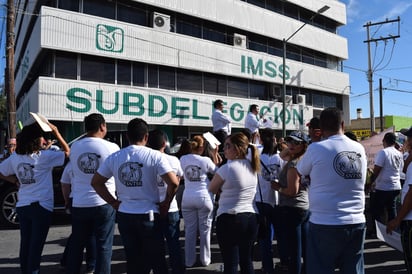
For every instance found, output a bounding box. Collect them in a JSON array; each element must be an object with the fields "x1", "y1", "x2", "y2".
[
  {"x1": 260, "y1": 128, "x2": 277, "y2": 156},
  {"x1": 16, "y1": 123, "x2": 44, "y2": 155}
]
